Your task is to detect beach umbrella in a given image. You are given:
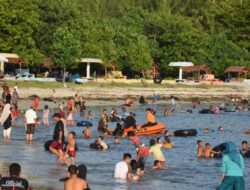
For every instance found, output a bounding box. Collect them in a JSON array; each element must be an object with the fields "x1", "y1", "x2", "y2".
[
  {"x1": 0, "y1": 55, "x2": 8, "y2": 62},
  {"x1": 169, "y1": 62, "x2": 194, "y2": 82}
]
